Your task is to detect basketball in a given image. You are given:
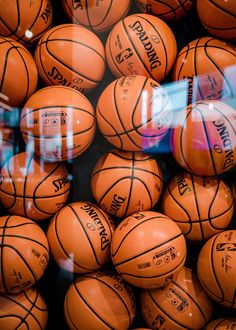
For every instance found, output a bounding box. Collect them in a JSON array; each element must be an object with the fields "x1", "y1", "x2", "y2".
[
  {"x1": 162, "y1": 172, "x2": 234, "y2": 241},
  {"x1": 0, "y1": 215, "x2": 49, "y2": 294},
  {"x1": 172, "y1": 37, "x2": 236, "y2": 103},
  {"x1": 105, "y1": 13, "x2": 177, "y2": 82},
  {"x1": 20, "y1": 86, "x2": 96, "y2": 161},
  {"x1": 171, "y1": 100, "x2": 236, "y2": 176},
  {"x1": 91, "y1": 150, "x2": 163, "y2": 218},
  {"x1": 62, "y1": 0, "x2": 131, "y2": 32},
  {"x1": 34, "y1": 23, "x2": 105, "y2": 94},
  {"x1": 0, "y1": 287, "x2": 48, "y2": 329},
  {"x1": 197, "y1": 0, "x2": 236, "y2": 41},
  {"x1": 140, "y1": 267, "x2": 213, "y2": 329},
  {"x1": 197, "y1": 230, "x2": 236, "y2": 308},
  {"x1": 64, "y1": 270, "x2": 136, "y2": 330},
  {"x1": 47, "y1": 201, "x2": 115, "y2": 273},
  {"x1": 135, "y1": 0, "x2": 194, "y2": 21},
  {"x1": 0, "y1": 36, "x2": 38, "y2": 107},
  {"x1": 232, "y1": 181, "x2": 236, "y2": 206},
  {"x1": 0, "y1": 151, "x2": 70, "y2": 221},
  {"x1": 0, "y1": 0, "x2": 52, "y2": 46},
  {"x1": 205, "y1": 319, "x2": 236, "y2": 330},
  {"x1": 111, "y1": 211, "x2": 187, "y2": 288},
  {"x1": 96, "y1": 75, "x2": 173, "y2": 151}
]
